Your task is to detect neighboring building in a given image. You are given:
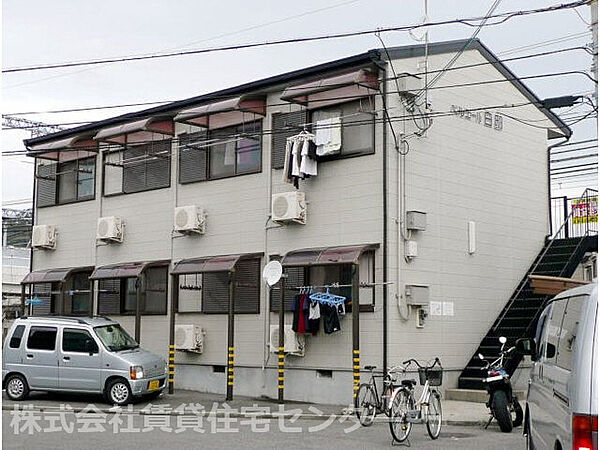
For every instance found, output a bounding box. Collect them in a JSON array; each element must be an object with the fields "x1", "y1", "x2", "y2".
[
  {"x1": 20, "y1": 39, "x2": 596, "y2": 404},
  {"x1": 2, "y1": 208, "x2": 32, "y2": 339}
]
